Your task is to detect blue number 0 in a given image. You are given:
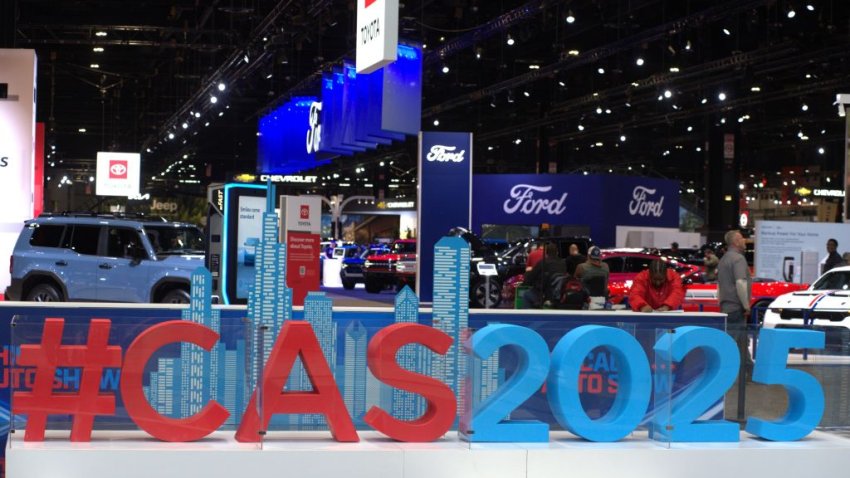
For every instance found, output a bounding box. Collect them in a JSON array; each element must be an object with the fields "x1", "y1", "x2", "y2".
[
  {"x1": 653, "y1": 326, "x2": 740, "y2": 442},
  {"x1": 547, "y1": 325, "x2": 651, "y2": 442},
  {"x1": 746, "y1": 328, "x2": 825, "y2": 441},
  {"x1": 462, "y1": 324, "x2": 551, "y2": 442}
]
